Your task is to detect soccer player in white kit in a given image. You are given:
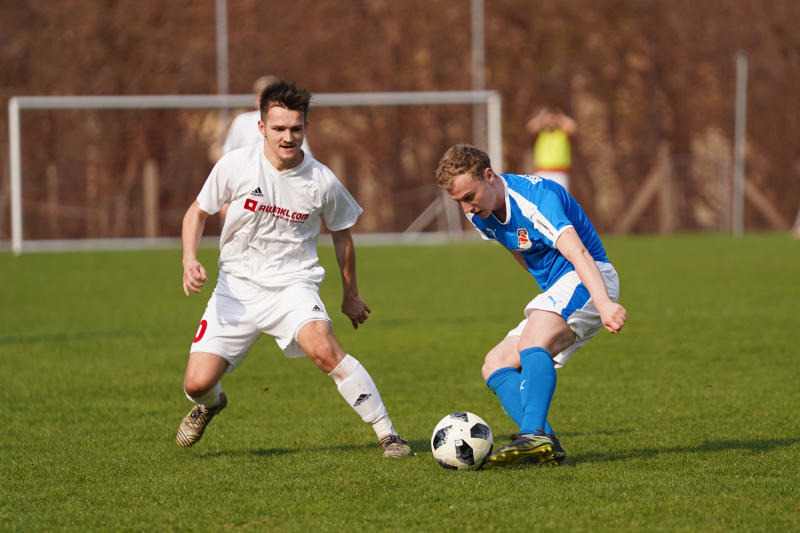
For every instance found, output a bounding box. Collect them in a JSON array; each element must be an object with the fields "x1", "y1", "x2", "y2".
[
  {"x1": 177, "y1": 80, "x2": 411, "y2": 458},
  {"x1": 435, "y1": 144, "x2": 627, "y2": 468}
]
